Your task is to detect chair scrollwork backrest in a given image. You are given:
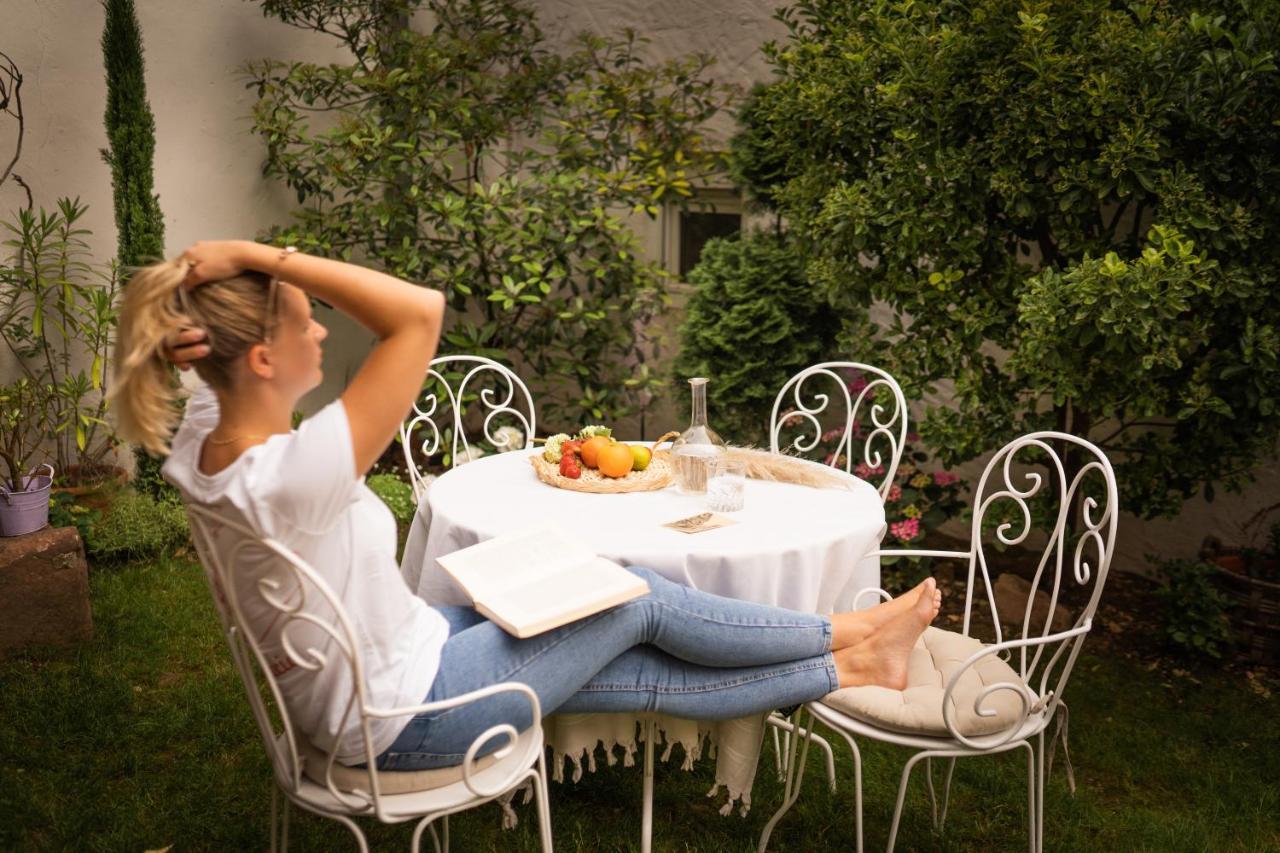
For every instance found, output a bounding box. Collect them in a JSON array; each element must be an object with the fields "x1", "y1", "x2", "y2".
[
  {"x1": 399, "y1": 355, "x2": 537, "y2": 501},
  {"x1": 946, "y1": 431, "x2": 1118, "y2": 748},
  {"x1": 770, "y1": 362, "x2": 908, "y2": 501},
  {"x1": 185, "y1": 503, "x2": 389, "y2": 814}
]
